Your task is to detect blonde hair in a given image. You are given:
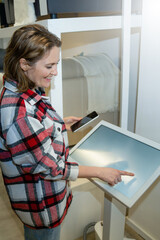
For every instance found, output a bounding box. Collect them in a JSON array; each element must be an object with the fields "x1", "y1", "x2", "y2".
[{"x1": 4, "y1": 24, "x2": 61, "y2": 92}]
